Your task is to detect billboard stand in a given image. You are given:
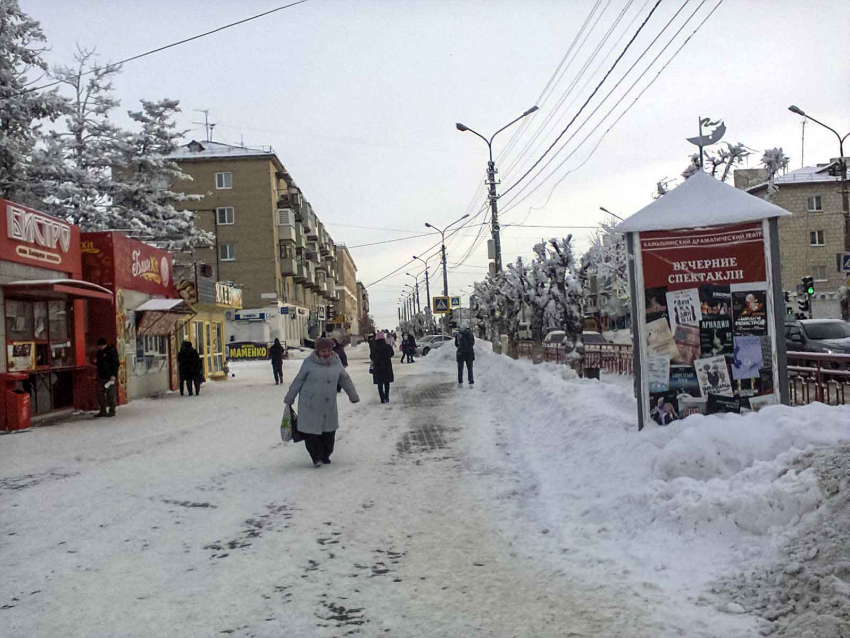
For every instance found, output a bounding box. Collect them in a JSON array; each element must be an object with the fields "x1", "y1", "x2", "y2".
[{"x1": 618, "y1": 171, "x2": 792, "y2": 431}]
